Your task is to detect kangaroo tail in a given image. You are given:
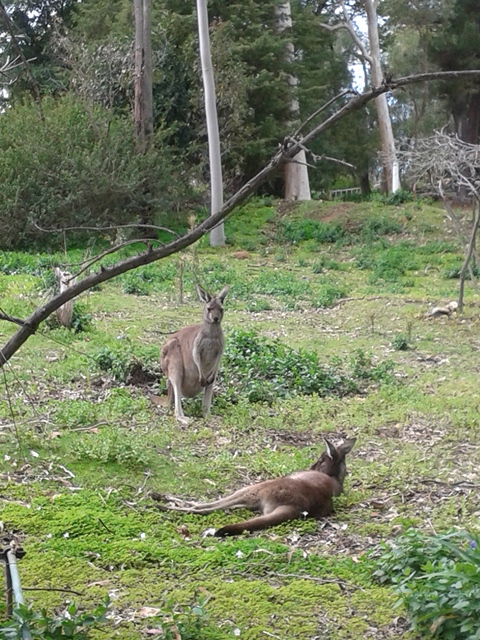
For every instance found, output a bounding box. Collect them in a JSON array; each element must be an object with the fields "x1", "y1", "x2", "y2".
[{"x1": 214, "y1": 505, "x2": 299, "y2": 537}]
